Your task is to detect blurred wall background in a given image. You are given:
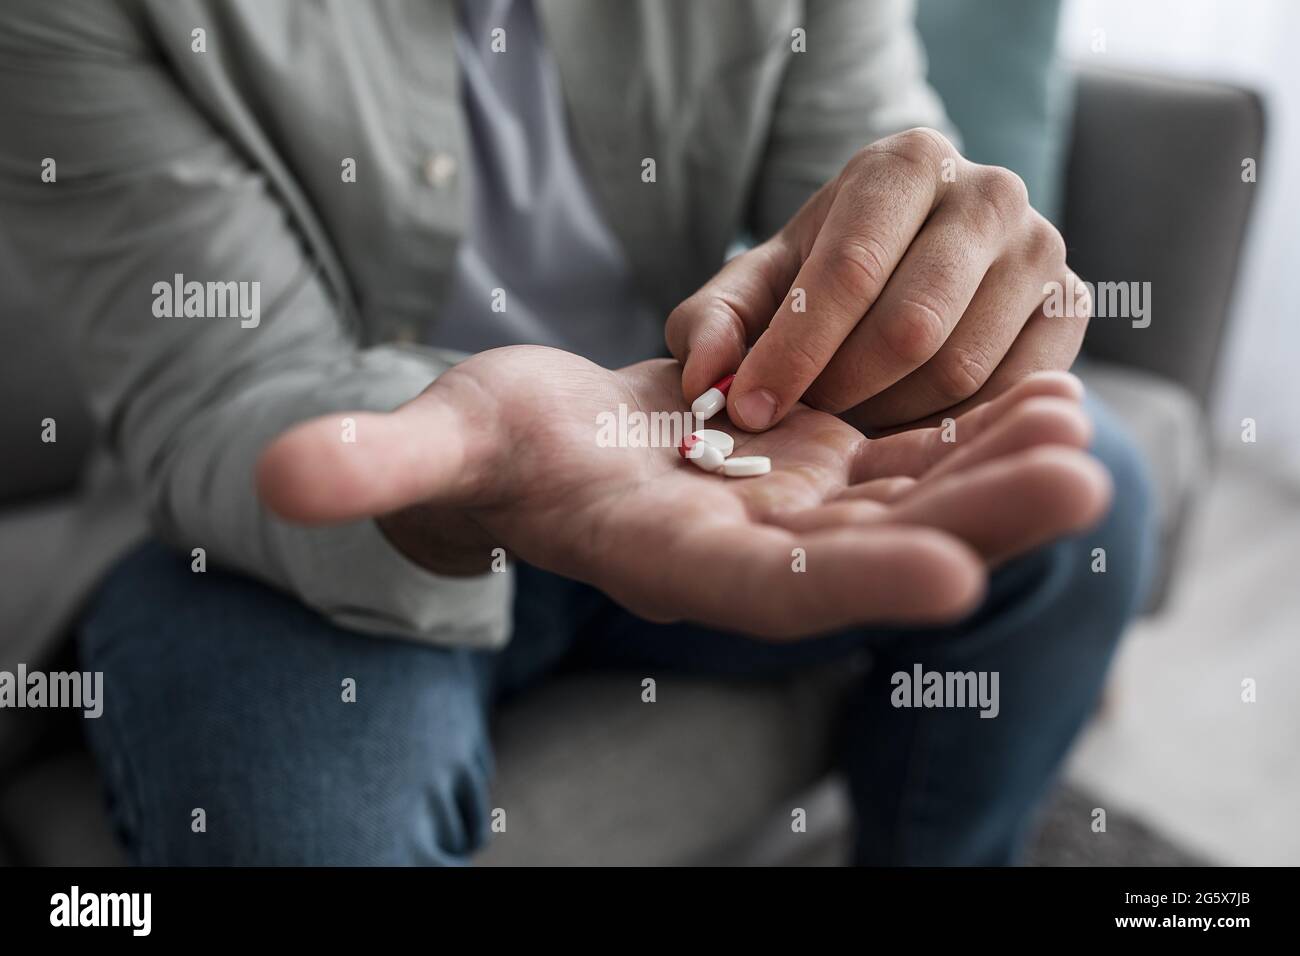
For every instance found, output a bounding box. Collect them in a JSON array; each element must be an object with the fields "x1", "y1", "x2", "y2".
[{"x1": 1061, "y1": 0, "x2": 1300, "y2": 477}]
